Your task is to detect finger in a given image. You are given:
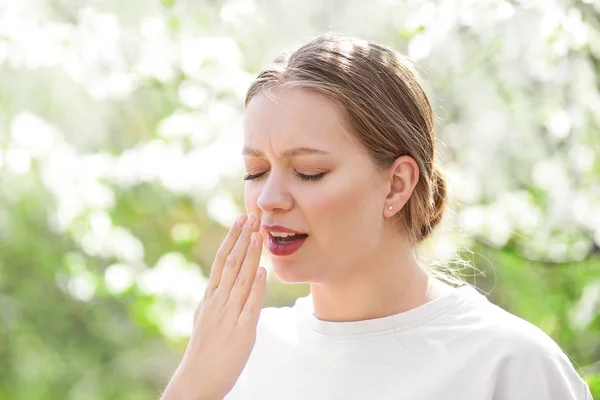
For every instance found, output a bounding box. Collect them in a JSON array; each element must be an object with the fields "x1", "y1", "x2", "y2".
[
  {"x1": 238, "y1": 266, "x2": 266, "y2": 328},
  {"x1": 215, "y1": 212, "x2": 259, "y2": 300},
  {"x1": 228, "y1": 231, "x2": 263, "y2": 313},
  {"x1": 207, "y1": 214, "x2": 247, "y2": 292}
]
